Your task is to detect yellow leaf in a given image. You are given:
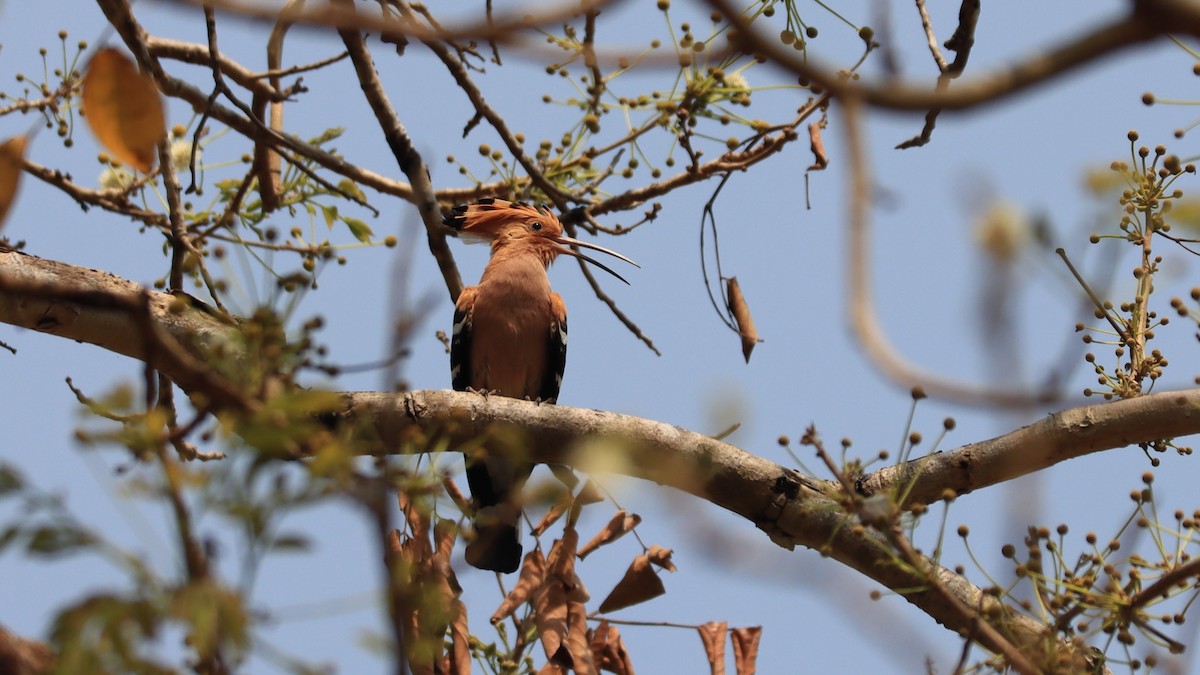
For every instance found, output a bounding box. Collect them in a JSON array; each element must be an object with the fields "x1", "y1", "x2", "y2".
[
  {"x1": 0, "y1": 134, "x2": 27, "y2": 231},
  {"x1": 82, "y1": 48, "x2": 165, "y2": 173}
]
